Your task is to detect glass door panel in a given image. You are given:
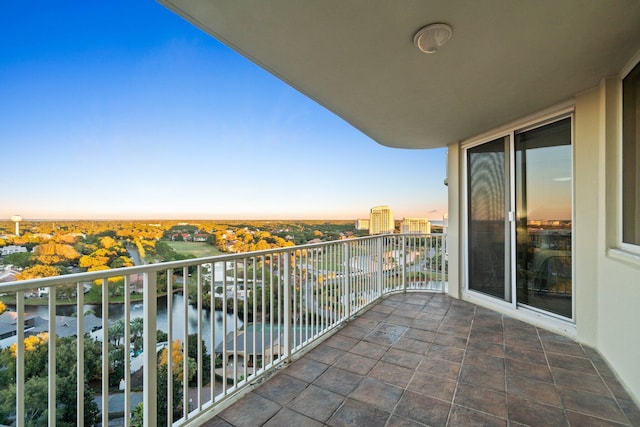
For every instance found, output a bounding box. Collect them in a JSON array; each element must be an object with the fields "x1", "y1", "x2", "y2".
[
  {"x1": 467, "y1": 137, "x2": 510, "y2": 301},
  {"x1": 515, "y1": 118, "x2": 572, "y2": 318}
]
